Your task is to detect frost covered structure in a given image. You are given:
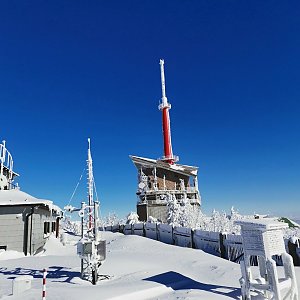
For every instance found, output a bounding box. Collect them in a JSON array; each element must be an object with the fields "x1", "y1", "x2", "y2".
[
  {"x1": 76, "y1": 139, "x2": 106, "y2": 285},
  {"x1": 0, "y1": 140, "x2": 62, "y2": 255},
  {"x1": 130, "y1": 60, "x2": 201, "y2": 222},
  {"x1": 236, "y1": 219, "x2": 298, "y2": 300}
]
